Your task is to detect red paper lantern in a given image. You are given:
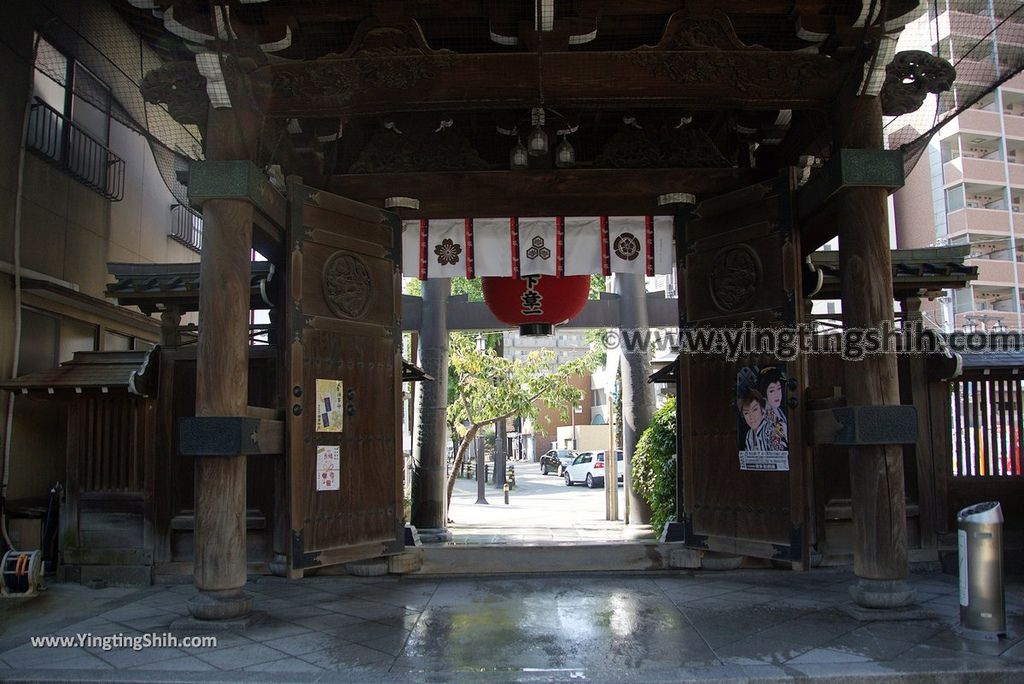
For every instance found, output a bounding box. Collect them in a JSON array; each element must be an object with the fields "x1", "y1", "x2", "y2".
[{"x1": 481, "y1": 274, "x2": 590, "y2": 336}]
